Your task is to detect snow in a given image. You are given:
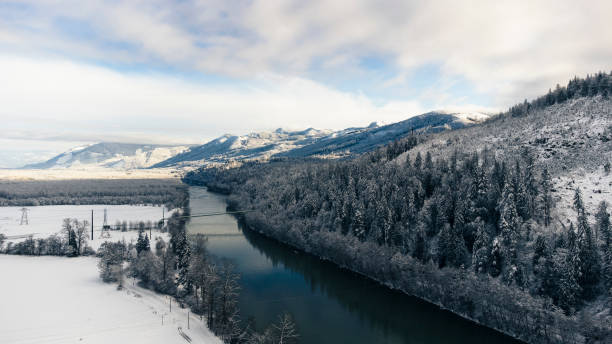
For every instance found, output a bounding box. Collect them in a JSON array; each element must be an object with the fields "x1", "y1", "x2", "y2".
[
  {"x1": 25, "y1": 143, "x2": 190, "y2": 170},
  {"x1": 0, "y1": 168, "x2": 180, "y2": 181},
  {"x1": 0, "y1": 255, "x2": 221, "y2": 344},
  {"x1": 0, "y1": 204, "x2": 175, "y2": 247},
  {"x1": 451, "y1": 112, "x2": 492, "y2": 124},
  {"x1": 553, "y1": 167, "x2": 612, "y2": 226},
  {"x1": 85, "y1": 228, "x2": 171, "y2": 251}
]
